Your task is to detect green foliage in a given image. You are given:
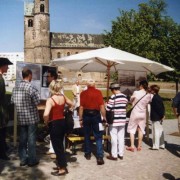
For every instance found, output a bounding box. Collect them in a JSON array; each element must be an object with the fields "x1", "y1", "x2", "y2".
[
  {"x1": 159, "y1": 92, "x2": 175, "y2": 119},
  {"x1": 110, "y1": 71, "x2": 118, "y2": 82},
  {"x1": 103, "y1": 0, "x2": 180, "y2": 82}
]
